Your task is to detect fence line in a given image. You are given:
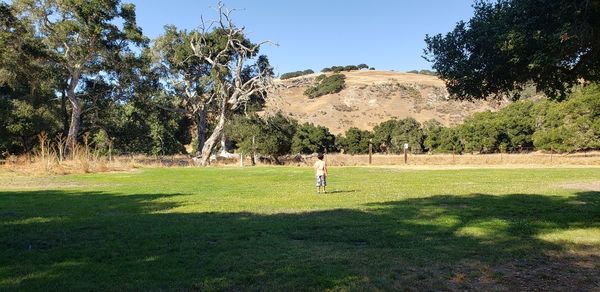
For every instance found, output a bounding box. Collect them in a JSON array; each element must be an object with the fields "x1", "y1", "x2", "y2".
[{"x1": 278, "y1": 152, "x2": 600, "y2": 167}]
